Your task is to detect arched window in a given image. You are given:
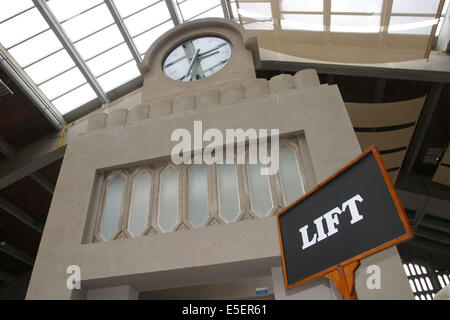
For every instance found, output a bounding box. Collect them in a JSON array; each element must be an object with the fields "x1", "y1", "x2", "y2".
[
  {"x1": 158, "y1": 165, "x2": 179, "y2": 232},
  {"x1": 188, "y1": 164, "x2": 209, "y2": 228},
  {"x1": 247, "y1": 158, "x2": 273, "y2": 217},
  {"x1": 217, "y1": 163, "x2": 240, "y2": 223},
  {"x1": 279, "y1": 145, "x2": 304, "y2": 205},
  {"x1": 99, "y1": 174, "x2": 124, "y2": 241},
  {"x1": 128, "y1": 170, "x2": 151, "y2": 237}
]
